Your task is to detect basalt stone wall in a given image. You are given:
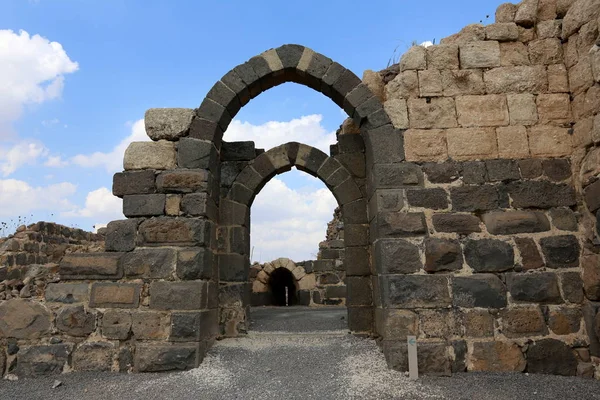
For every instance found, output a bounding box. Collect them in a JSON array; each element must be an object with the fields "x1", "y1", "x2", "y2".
[
  {"x1": 2, "y1": 0, "x2": 600, "y2": 379},
  {"x1": 360, "y1": 0, "x2": 600, "y2": 377}
]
